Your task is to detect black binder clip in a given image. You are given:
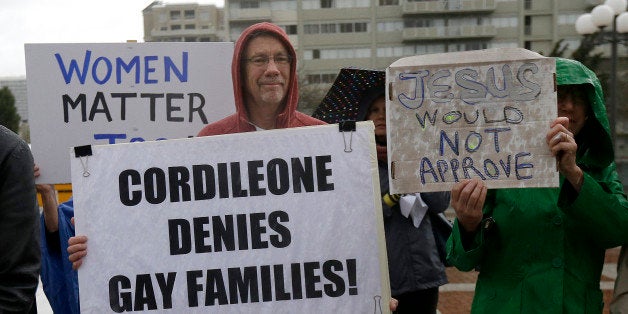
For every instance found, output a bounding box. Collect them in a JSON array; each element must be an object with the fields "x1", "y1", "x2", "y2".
[
  {"x1": 339, "y1": 121, "x2": 356, "y2": 153},
  {"x1": 74, "y1": 145, "x2": 93, "y2": 177}
]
